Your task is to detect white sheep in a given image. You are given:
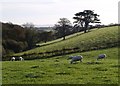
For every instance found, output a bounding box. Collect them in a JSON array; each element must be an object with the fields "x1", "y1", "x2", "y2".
[
  {"x1": 11, "y1": 57, "x2": 15, "y2": 61},
  {"x1": 11, "y1": 56, "x2": 24, "y2": 61},
  {"x1": 19, "y1": 56, "x2": 24, "y2": 61},
  {"x1": 68, "y1": 55, "x2": 83, "y2": 64},
  {"x1": 97, "y1": 54, "x2": 106, "y2": 60}
]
